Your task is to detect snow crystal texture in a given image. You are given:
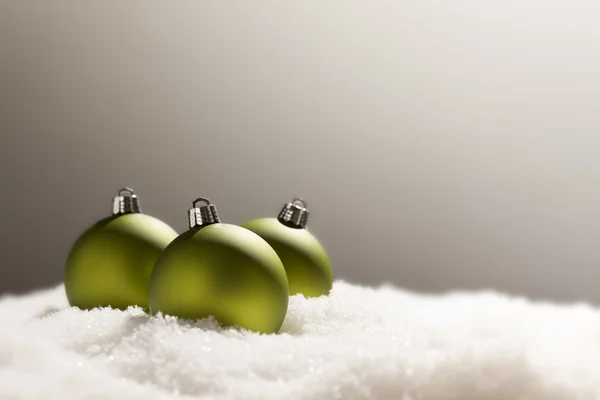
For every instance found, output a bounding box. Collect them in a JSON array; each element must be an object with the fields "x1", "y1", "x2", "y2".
[{"x1": 1, "y1": 281, "x2": 600, "y2": 400}]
